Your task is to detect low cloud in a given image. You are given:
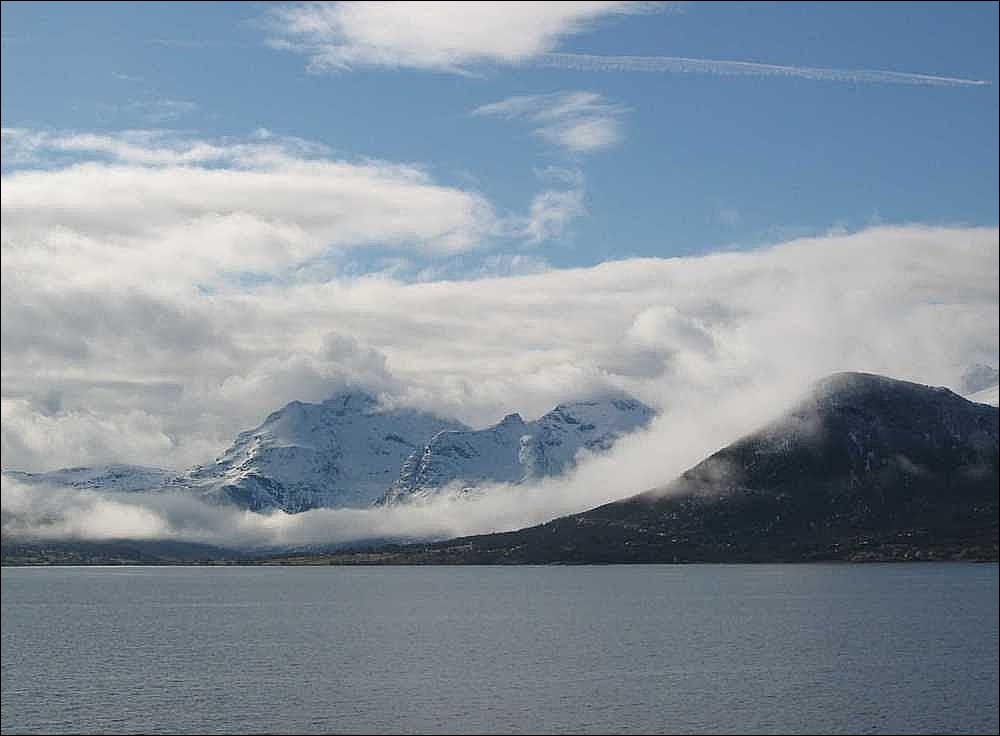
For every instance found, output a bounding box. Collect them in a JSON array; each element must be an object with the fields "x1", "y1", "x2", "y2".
[
  {"x1": 3, "y1": 206, "x2": 997, "y2": 482},
  {"x1": 2, "y1": 221, "x2": 997, "y2": 546},
  {"x1": 2, "y1": 138, "x2": 996, "y2": 545}
]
